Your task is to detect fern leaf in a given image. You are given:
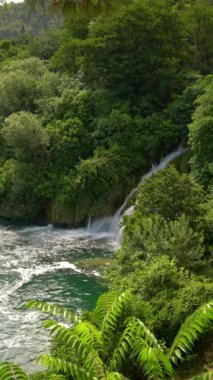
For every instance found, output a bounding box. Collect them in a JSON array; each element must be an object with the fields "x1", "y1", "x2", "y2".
[
  {"x1": 169, "y1": 300, "x2": 213, "y2": 364},
  {"x1": 110, "y1": 319, "x2": 137, "y2": 370},
  {"x1": 136, "y1": 346, "x2": 173, "y2": 380},
  {"x1": 111, "y1": 317, "x2": 161, "y2": 370},
  {"x1": 129, "y1": 317, "x2": 161, "y2": 350},
  {"x1": 190, "y1": 371, "x2": 213, "y2": 380},
  {"x1": 43, "y1": 320, "x2": 90, "y2": 357},
  {"x1": 111, "y1": 318, "x2": 172, "y2": 379},
  {"x1": 74, "y1": 321, "x2": 106, "y2": 354},
  {"x1": 43, "y1": 320, "x2": 106, "y2": 378},
  {"x1": 93, "y1": 292, "x2": 119, "y2": 326},
  {"x1": 0, "y1": 362, "x2": 29, "y2": 380},
  {"x1": 83, "y1": 352, "x2": 106, "y2": 379},
  {"x1": 73, "y1": 322, "x2": 107, "y2": 375},
  {"x1": 38, "y1": 354, "x2": 93, "y2": 380},
  {"x1": 106, "y1": 372, "x2": 131, "y2": 380},
  {"x1": 101, "y1": 291, "x2": 132, "y2": 346},
  {"x1": 25, "y1": 300, "x2": 78, "y2": 323}
]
